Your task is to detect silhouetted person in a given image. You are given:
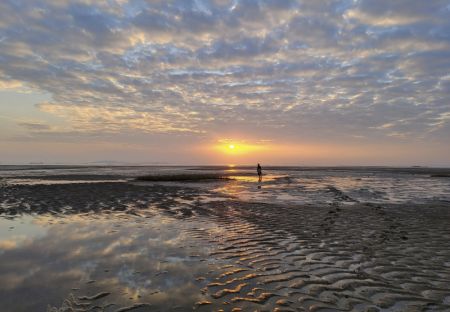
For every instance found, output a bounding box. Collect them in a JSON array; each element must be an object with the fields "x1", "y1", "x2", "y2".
[{"x1": 257, "y1": 163, "x2": 262, "y2": 182}]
